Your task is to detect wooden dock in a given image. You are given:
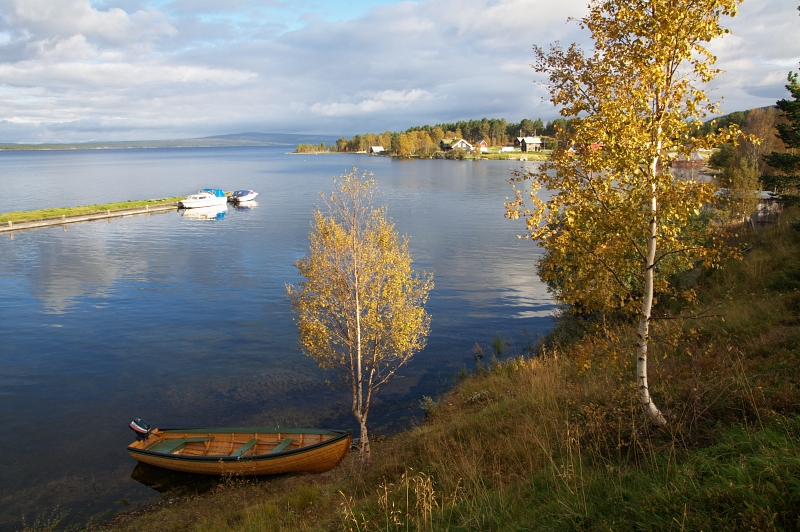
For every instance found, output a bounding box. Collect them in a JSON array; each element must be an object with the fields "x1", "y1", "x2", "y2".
[{"x1": 0, "y1": 203, "x2": 178, "y2": 234}]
